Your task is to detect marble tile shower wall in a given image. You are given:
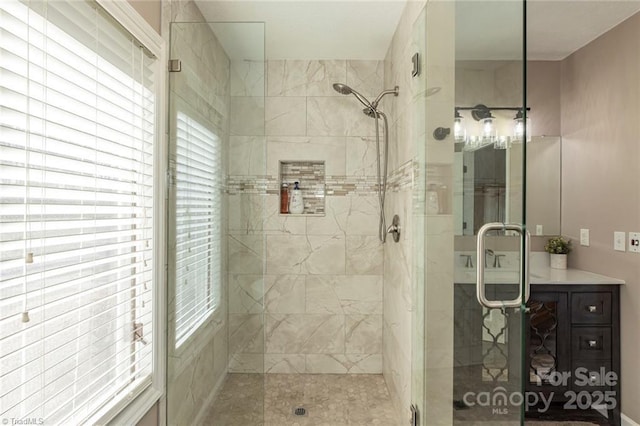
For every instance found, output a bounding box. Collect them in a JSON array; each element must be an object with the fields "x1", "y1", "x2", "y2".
[{"x1": 227, "y1": 59, "x2": 388, "y2": 374}]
